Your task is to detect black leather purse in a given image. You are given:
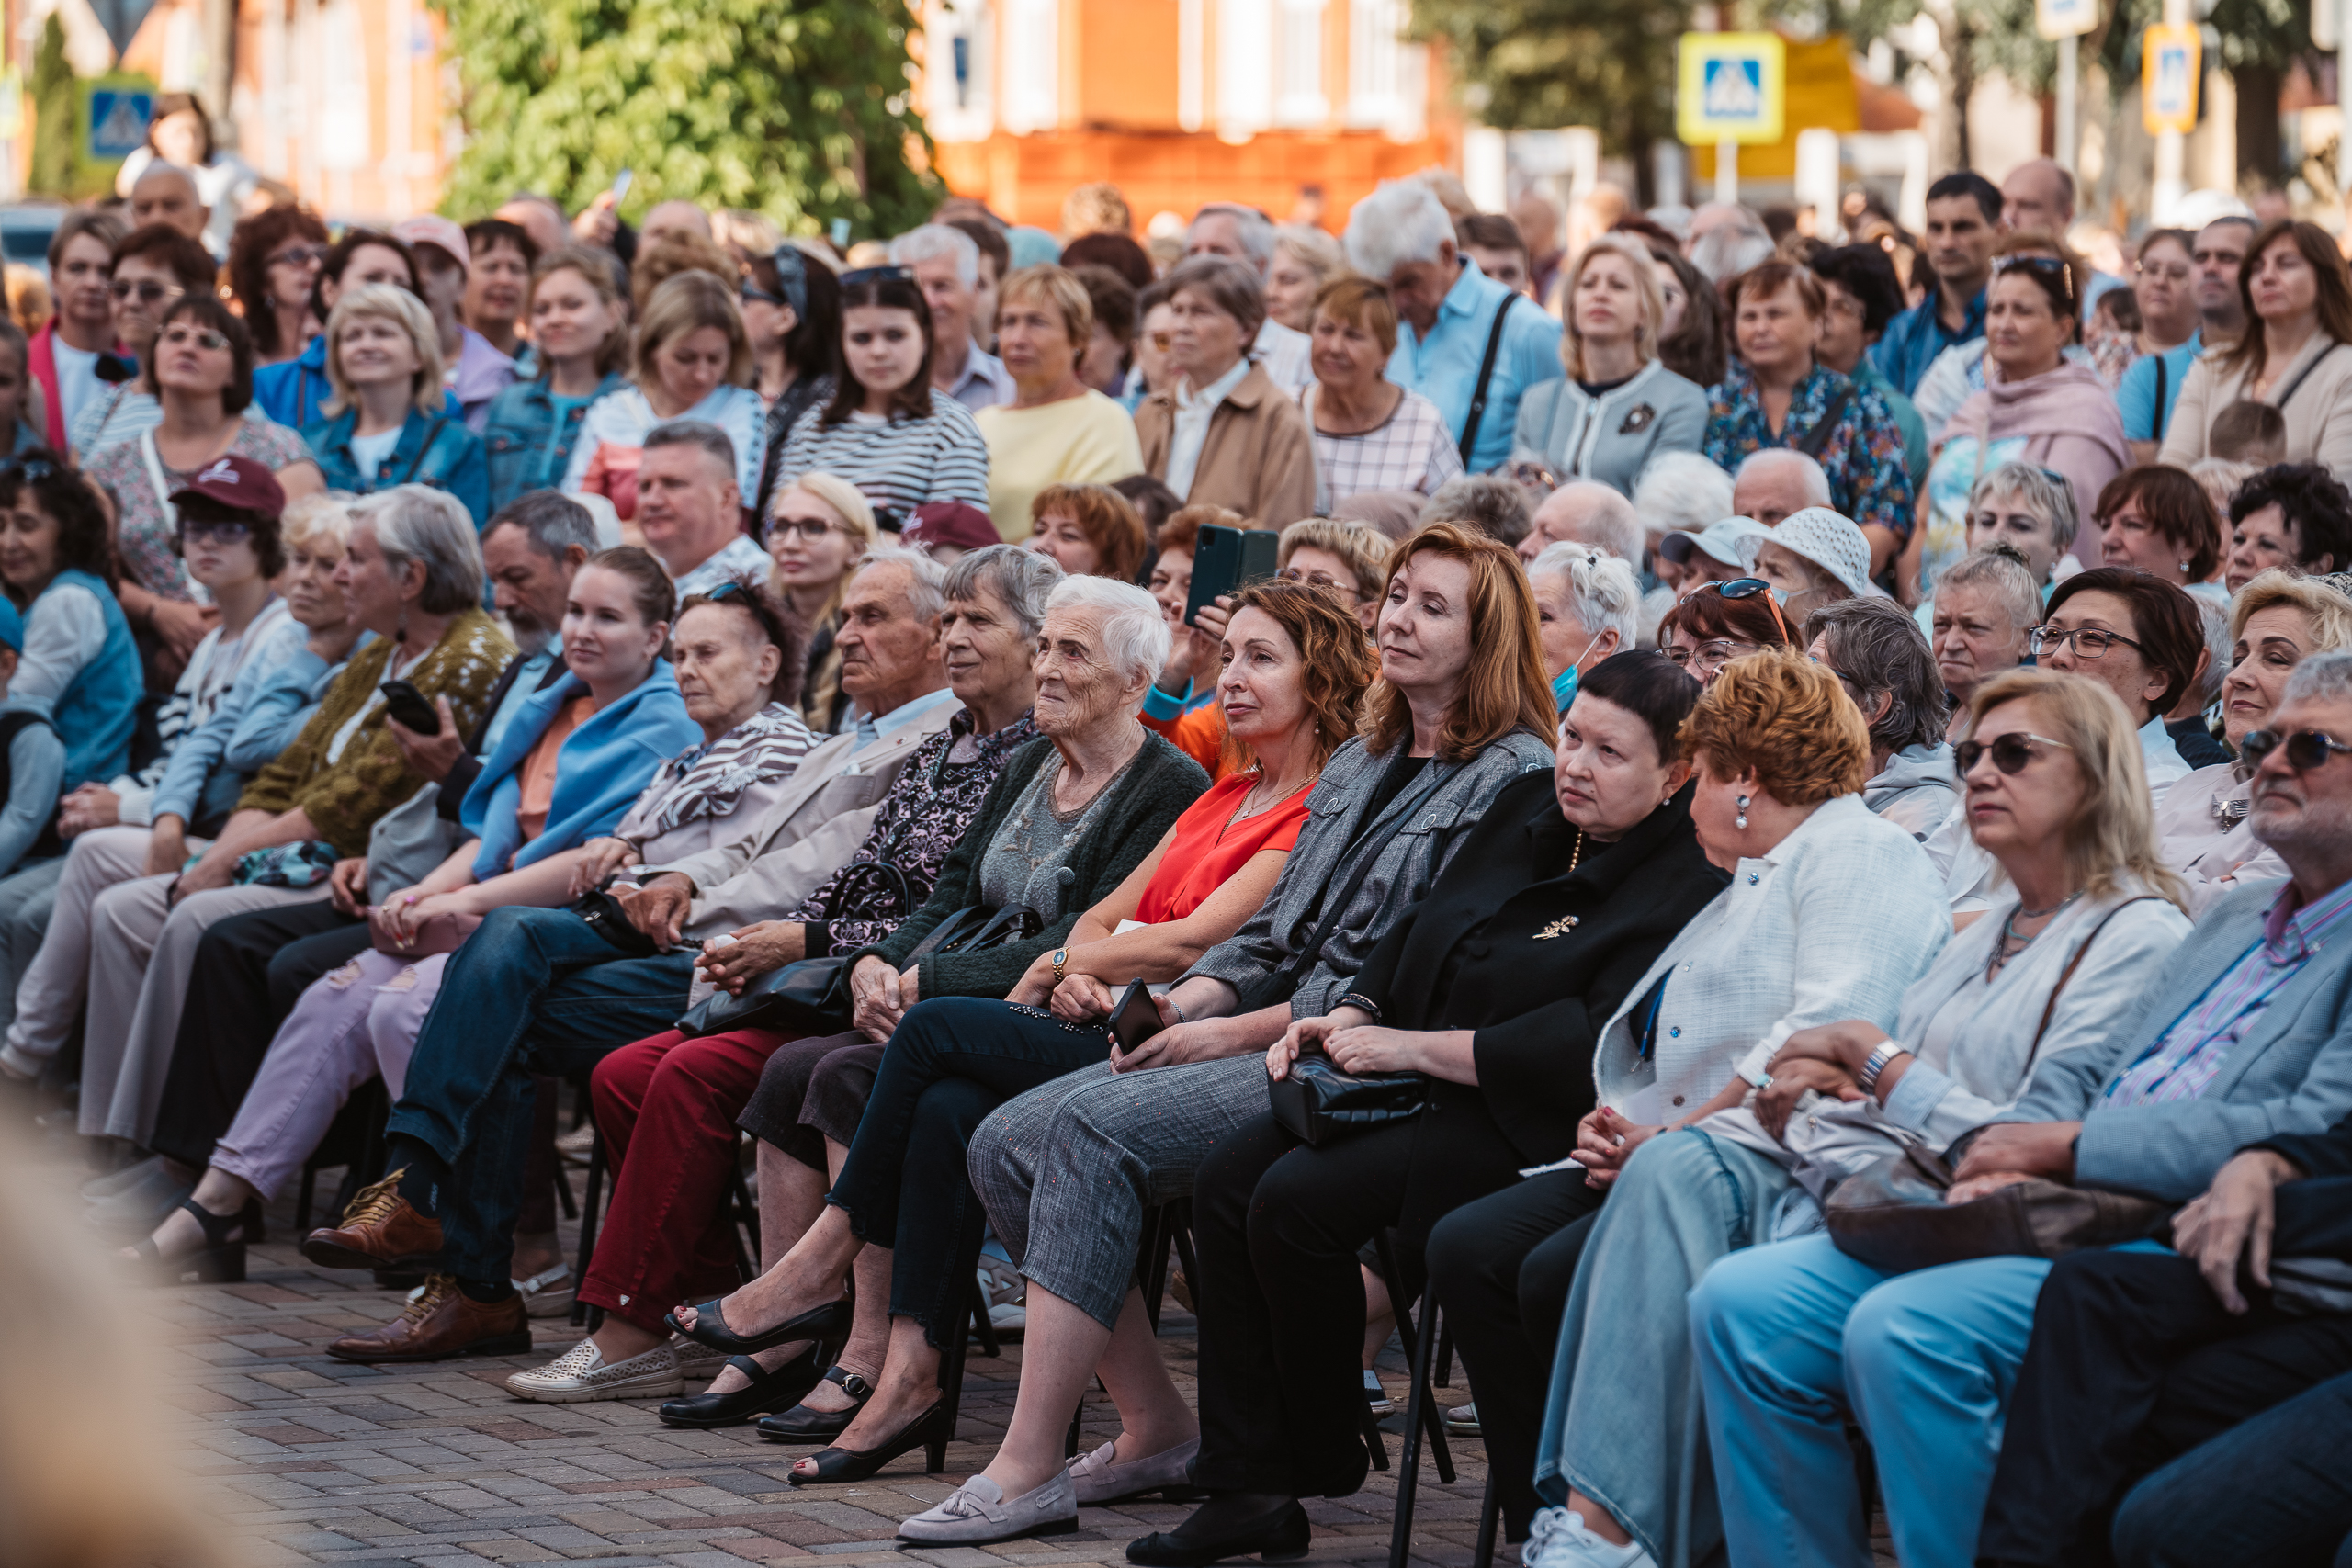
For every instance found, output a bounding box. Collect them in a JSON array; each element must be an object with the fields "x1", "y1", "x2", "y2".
[
  {"x1": 1267, "y1": 1051, "x2": 1426, "y2": 1146},
  {"x1": 673, "y1": 898, "x2": 1041, "y2": 1039}
]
